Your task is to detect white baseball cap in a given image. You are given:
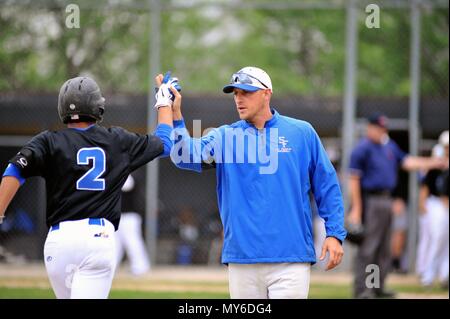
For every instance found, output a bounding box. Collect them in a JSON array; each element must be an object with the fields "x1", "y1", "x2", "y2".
[
  {"x1": 439, "y1": 130, "x2": 449, "y2": 147},
  {"x1": 223, "y1": 66, "x2": 273, "y2": 93},
  {"x1": 432, "y1": 144, "x2": 444, "y2": 158}
]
